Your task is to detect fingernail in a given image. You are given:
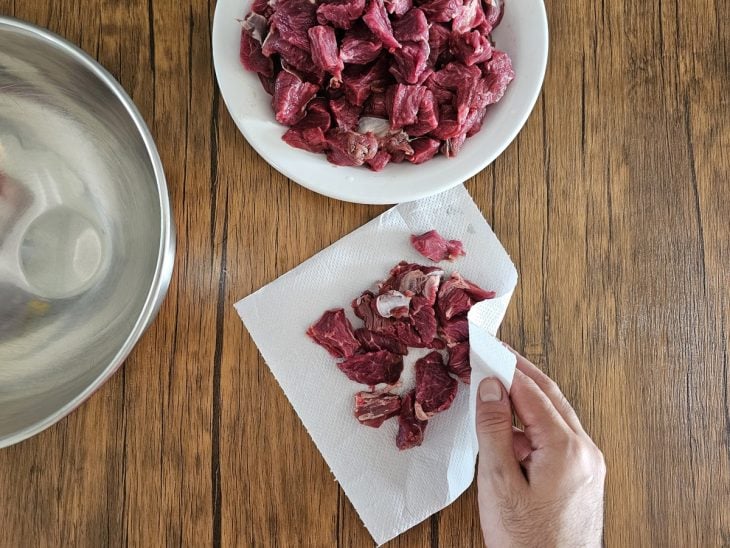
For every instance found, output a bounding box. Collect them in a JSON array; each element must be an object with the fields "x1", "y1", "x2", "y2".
[{"x1": 479, "y1": 378, "x2": 503, "y2": 402}]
